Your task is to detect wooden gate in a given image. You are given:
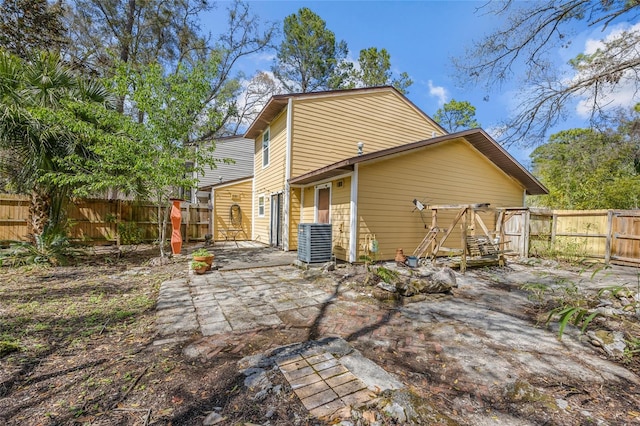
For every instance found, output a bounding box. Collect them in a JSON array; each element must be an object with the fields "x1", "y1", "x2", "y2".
[{"x1": 610, "y1": 211, "x2": 640, "y2": 266}]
